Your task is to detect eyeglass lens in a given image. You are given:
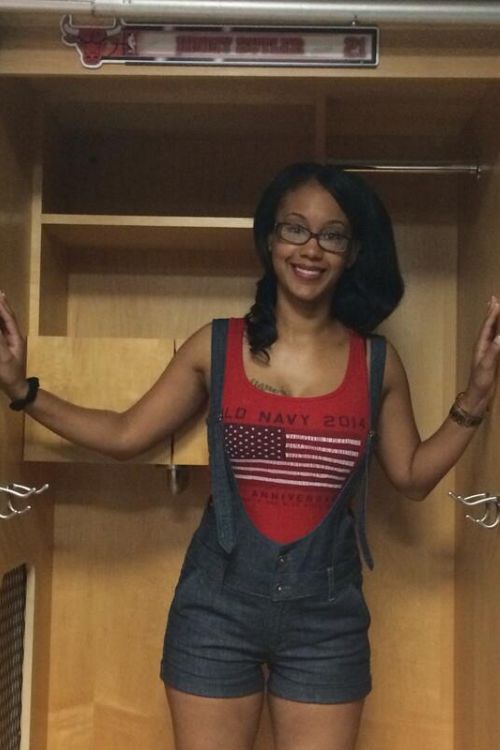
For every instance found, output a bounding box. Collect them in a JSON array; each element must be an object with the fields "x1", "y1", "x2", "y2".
[{"x1": 276, "y1": 223, "x2": 349, "y2": 253}]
